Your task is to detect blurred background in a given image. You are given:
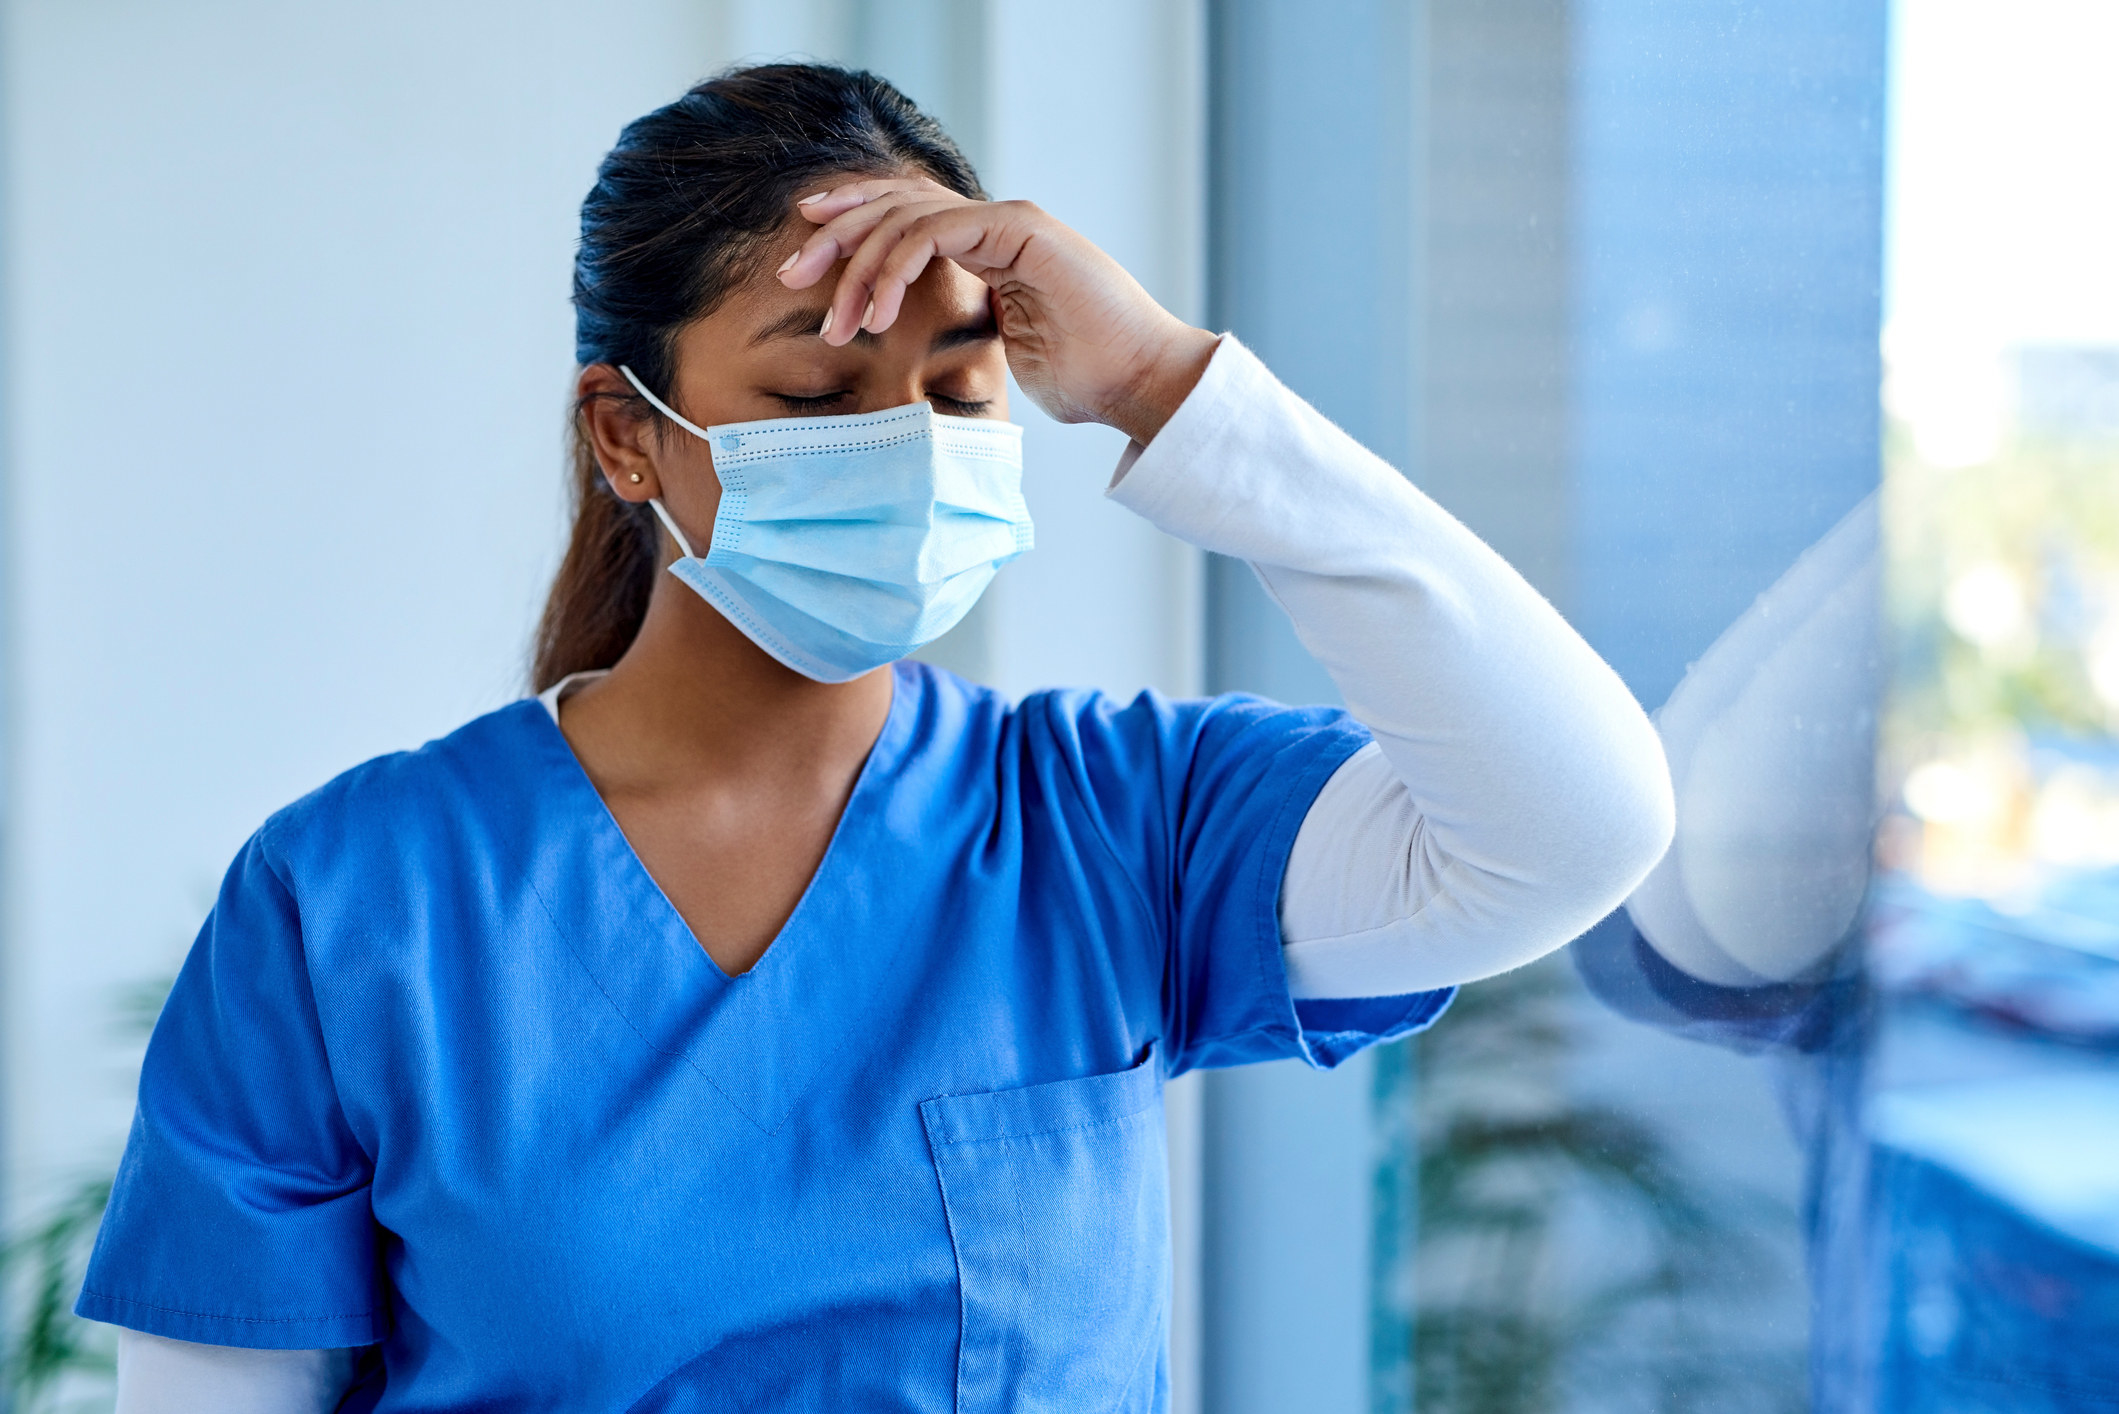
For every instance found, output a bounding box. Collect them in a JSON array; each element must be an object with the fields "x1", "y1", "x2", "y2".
[{"x1": 1, "y1": 0, "x2": 2113, "y2": 1410}]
